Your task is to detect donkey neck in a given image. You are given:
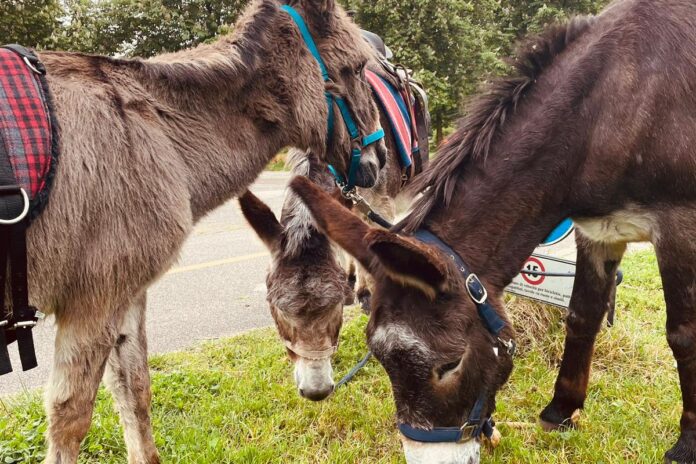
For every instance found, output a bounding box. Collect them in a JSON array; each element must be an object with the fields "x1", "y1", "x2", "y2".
[
  {"x1": 136, "y1": 3, "x2": 320, "y2": 221},
  {"x1": 421, "y1": 101, "x2": 589, "y2": 290}
]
